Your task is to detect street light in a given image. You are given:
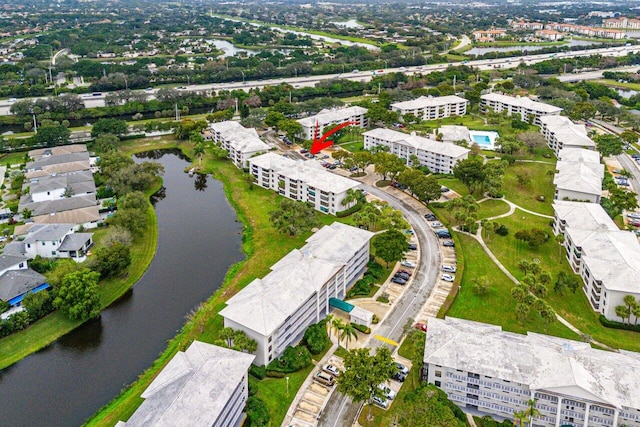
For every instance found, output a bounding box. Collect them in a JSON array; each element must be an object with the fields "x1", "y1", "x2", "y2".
[
  {"x1": 240, "y1": 70, "x2": 245, "y2": 84},
  {"x1": 286, "y1": 376, "x2": 290, "y2": 396},
  {"x1": 384, "y1": 60, "x2": 388, "y2": 69},
  {"x1": 294, "y1": 67, "x2": 298, "y2": 78}
]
